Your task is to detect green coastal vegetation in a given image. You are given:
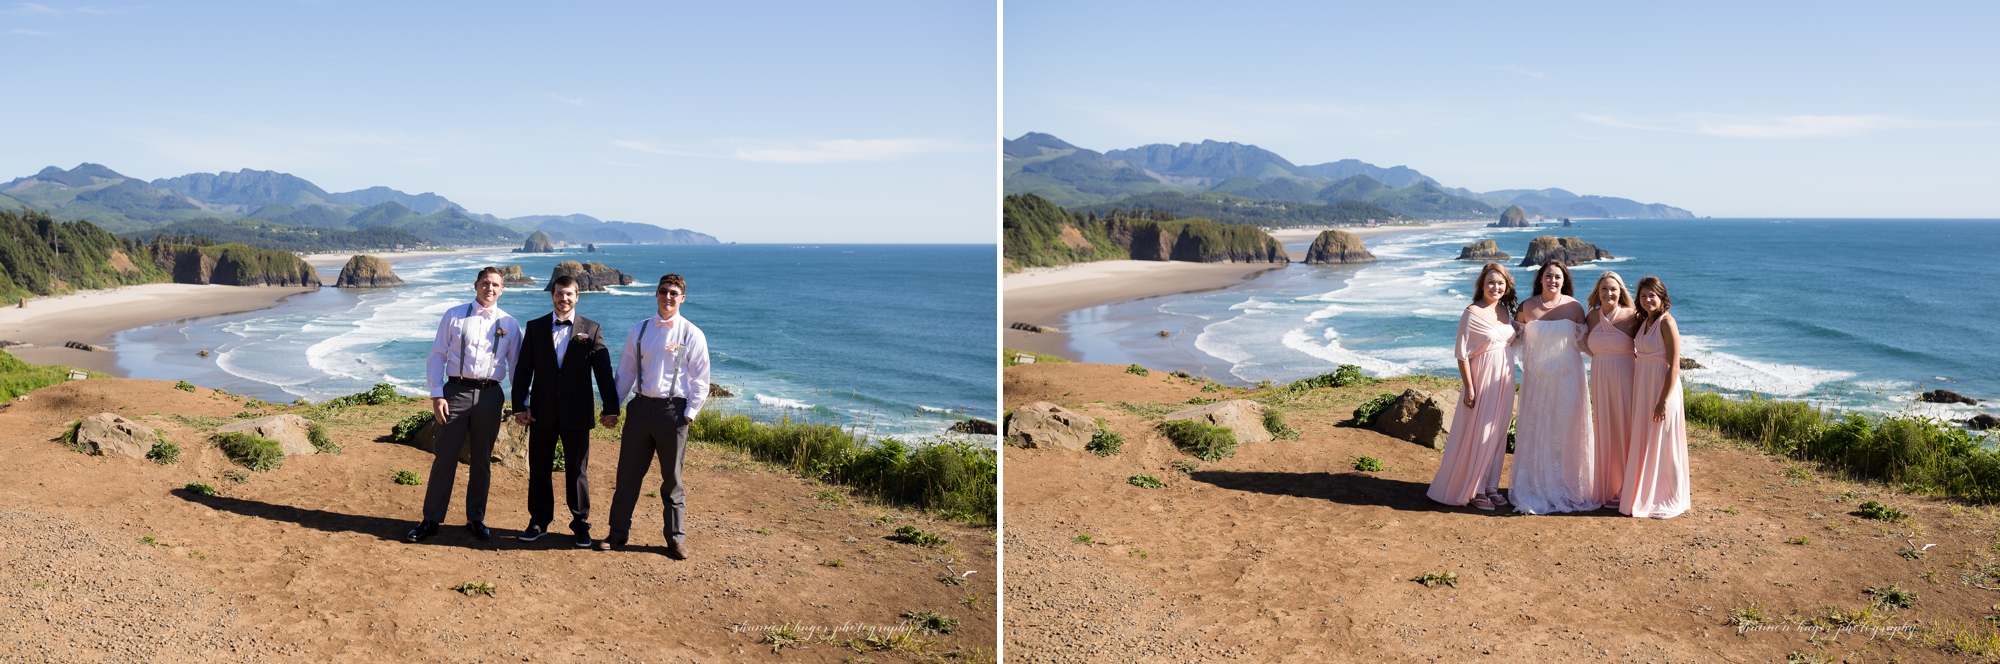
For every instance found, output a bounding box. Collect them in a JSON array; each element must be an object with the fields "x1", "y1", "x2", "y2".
[
  {"x1": 133, "y1": 217, "x2": 433, "y2": 253},
  {"x1": 1003, "y1": 193, "x2": 1287, "y2": 271},
  {"x1": 1079, "y1": 191, "x2": 1399, "y2": 228},
  {"x1": 0, "y1": 208, "x2": 322, "y2": 301},
  {"x1": 0, "y1": 350, "x2": 105, "y2": 400},
  {"x1": 692, "y1": 410, "x2": 996, "y2": 525},
  {"x1": 1685, "y1": 391, "x2": 2000, "y2": 503}
]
